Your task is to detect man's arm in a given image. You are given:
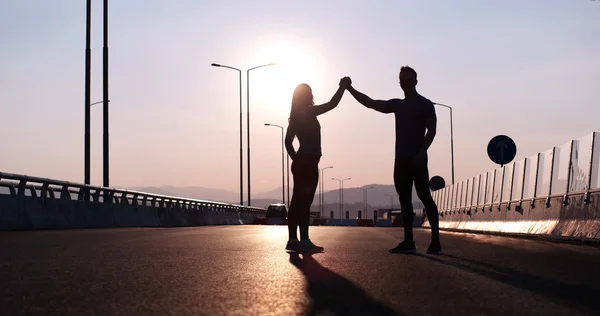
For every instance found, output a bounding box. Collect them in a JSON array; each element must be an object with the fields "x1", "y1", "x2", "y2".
[
  {"x1": 285, "y1": 124, "x2": 297, "y2": 160},
  {"x1": 346, "y1": 85, "x2": 393, "y2": 114},
  {"x1": 311, "y1": 85, "x2": 345, "y2": 116},
  {"x1": 421, "y1": 116, "x2": 437, "y2": 151}
]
